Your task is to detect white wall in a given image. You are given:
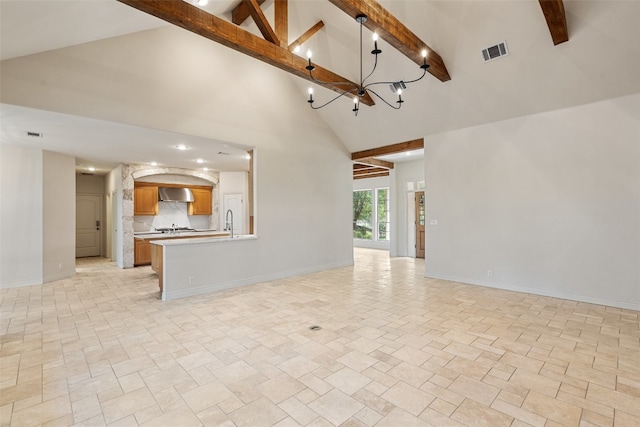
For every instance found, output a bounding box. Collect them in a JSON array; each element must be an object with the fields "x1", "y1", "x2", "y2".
[
  {"x1": 390, "y1": 160, "x2": 424, "y2": 257},
  {"x1": 43, "y1": 151, "x2": 76, "y2": 282},
  {"x1": 0, "y1": 145, "x2": 43, "y2": 287},
  {"x1": 1, "y1": 25, "x2": 354, "y2": 288},
  {"x1": 424, "y1": 93, "x2": 640, "y2": 310},
  {"x1": 0, "y1": 147, "x2": 75, "y2": 287}
]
